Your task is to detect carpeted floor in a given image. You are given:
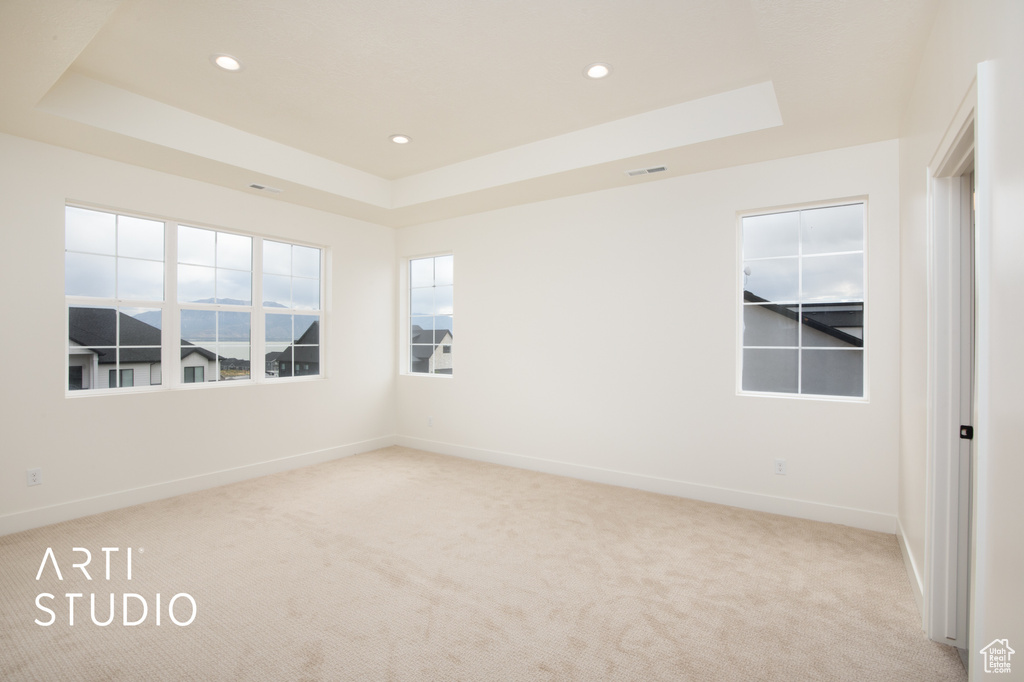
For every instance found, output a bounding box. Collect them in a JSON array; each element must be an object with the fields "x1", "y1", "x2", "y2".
[{"x1": 0, "y1": 446, "x2": 966, "y2": 681}]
